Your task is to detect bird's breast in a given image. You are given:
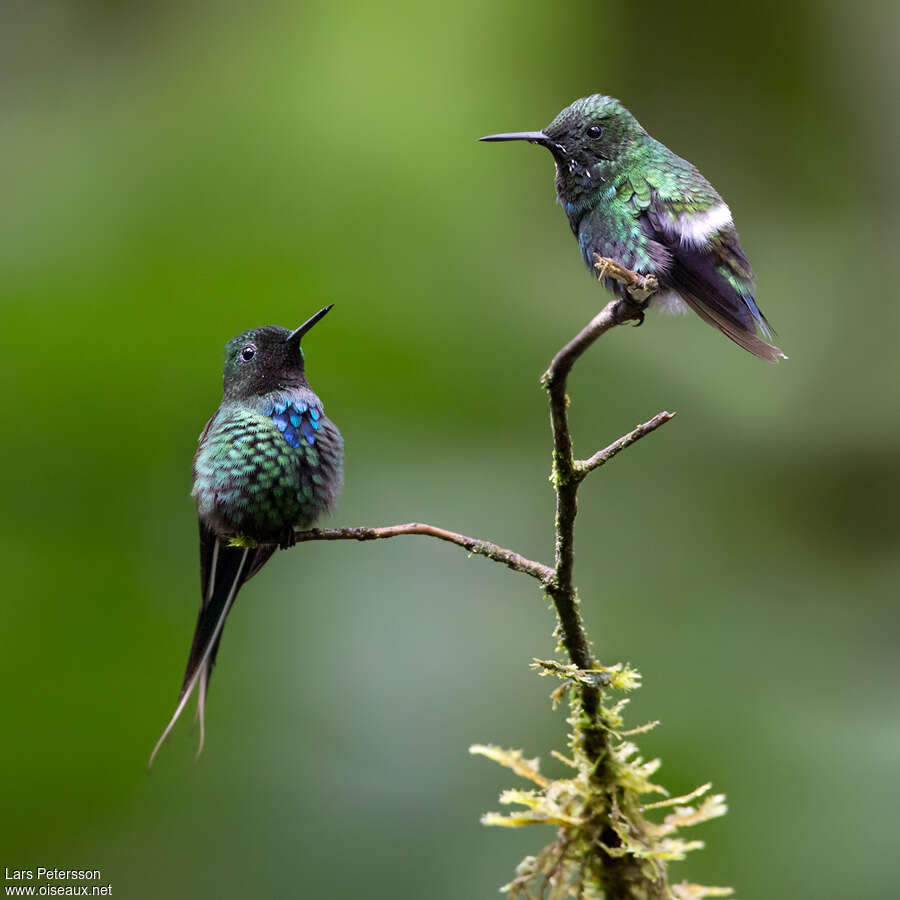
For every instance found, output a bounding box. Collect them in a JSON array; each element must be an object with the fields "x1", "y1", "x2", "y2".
[{"x1": 192, "y1": 398, "x2": 342, "y2": 541}]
